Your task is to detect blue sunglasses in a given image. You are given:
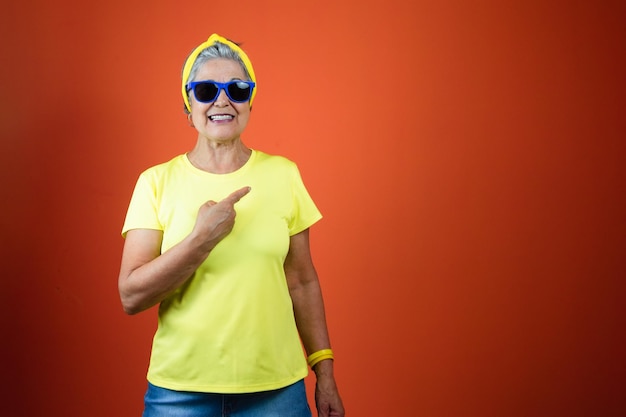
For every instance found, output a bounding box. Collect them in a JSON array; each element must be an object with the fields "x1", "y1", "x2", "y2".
[{"x1": 187, "y1": 80, "x2": 256, "y2": 103}]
